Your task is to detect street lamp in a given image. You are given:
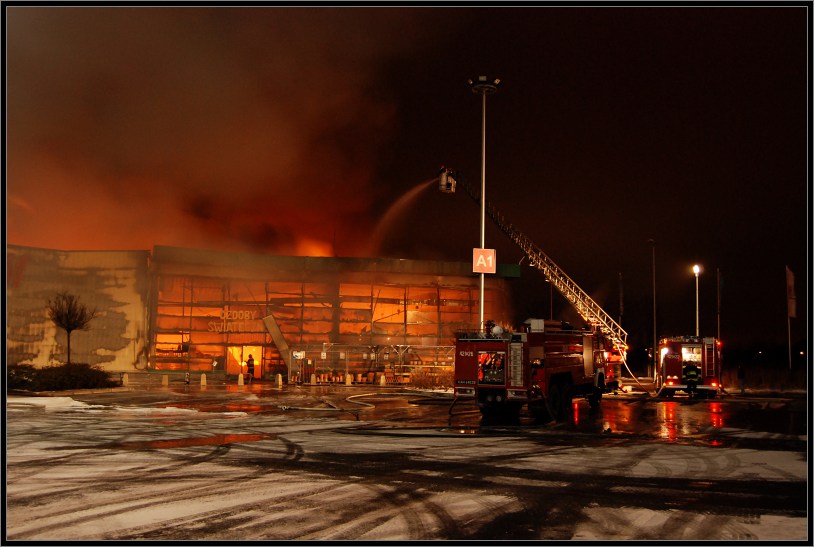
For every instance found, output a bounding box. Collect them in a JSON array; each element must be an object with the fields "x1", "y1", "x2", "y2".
[
  {"x1": 693, "y1": 264, "x2": 701, "y2": 336},
  {"x1": 468, "y1": 75, "x2": 501, "y2": 331},
  {"x1": 648, "y1": 239, "x2": 657, "y2": 378}
]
